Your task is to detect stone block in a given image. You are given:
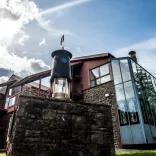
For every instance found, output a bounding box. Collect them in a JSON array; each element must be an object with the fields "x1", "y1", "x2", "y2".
[{"x1": 42, "y1": 109, "x2": 56, "y2": 120}]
